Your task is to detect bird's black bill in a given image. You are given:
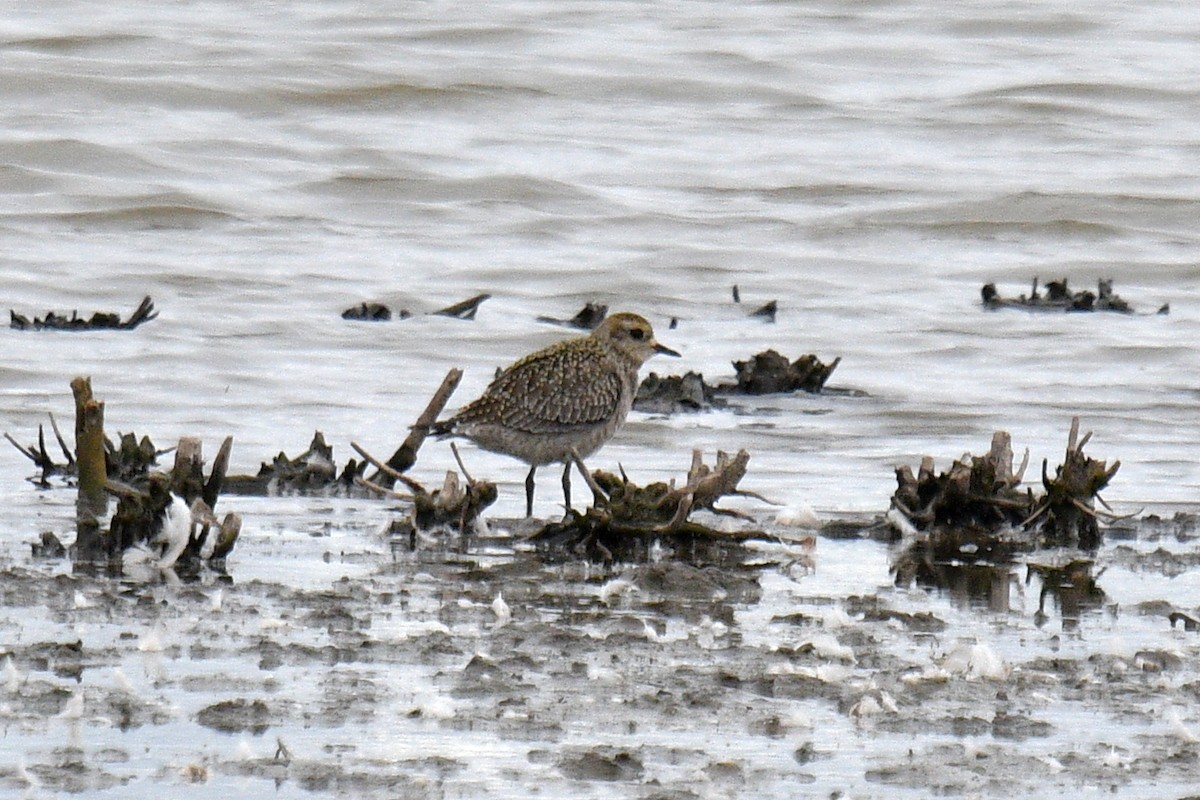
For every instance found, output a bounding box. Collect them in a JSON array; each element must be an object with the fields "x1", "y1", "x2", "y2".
[{"x1": 654, "y1": 343, "x2": 681, "y2": 357}]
